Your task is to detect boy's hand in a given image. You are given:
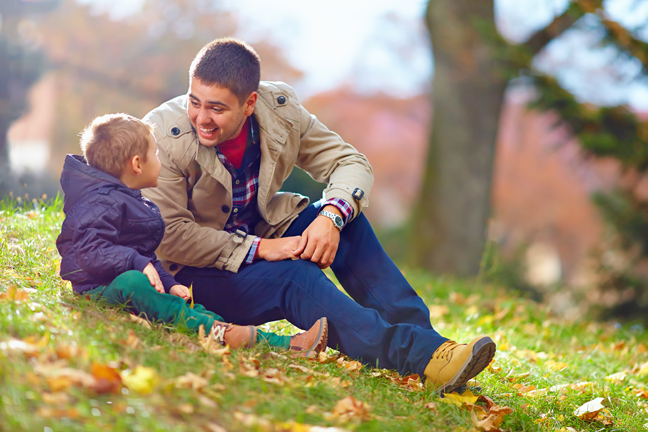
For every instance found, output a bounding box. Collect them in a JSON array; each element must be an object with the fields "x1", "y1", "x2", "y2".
[
  {"x1": 143, "y1": 262, "x2": 164, "y2": 293},
  {"x1": 169, "y1": 284, "x2": 190, "y2": 300}
]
